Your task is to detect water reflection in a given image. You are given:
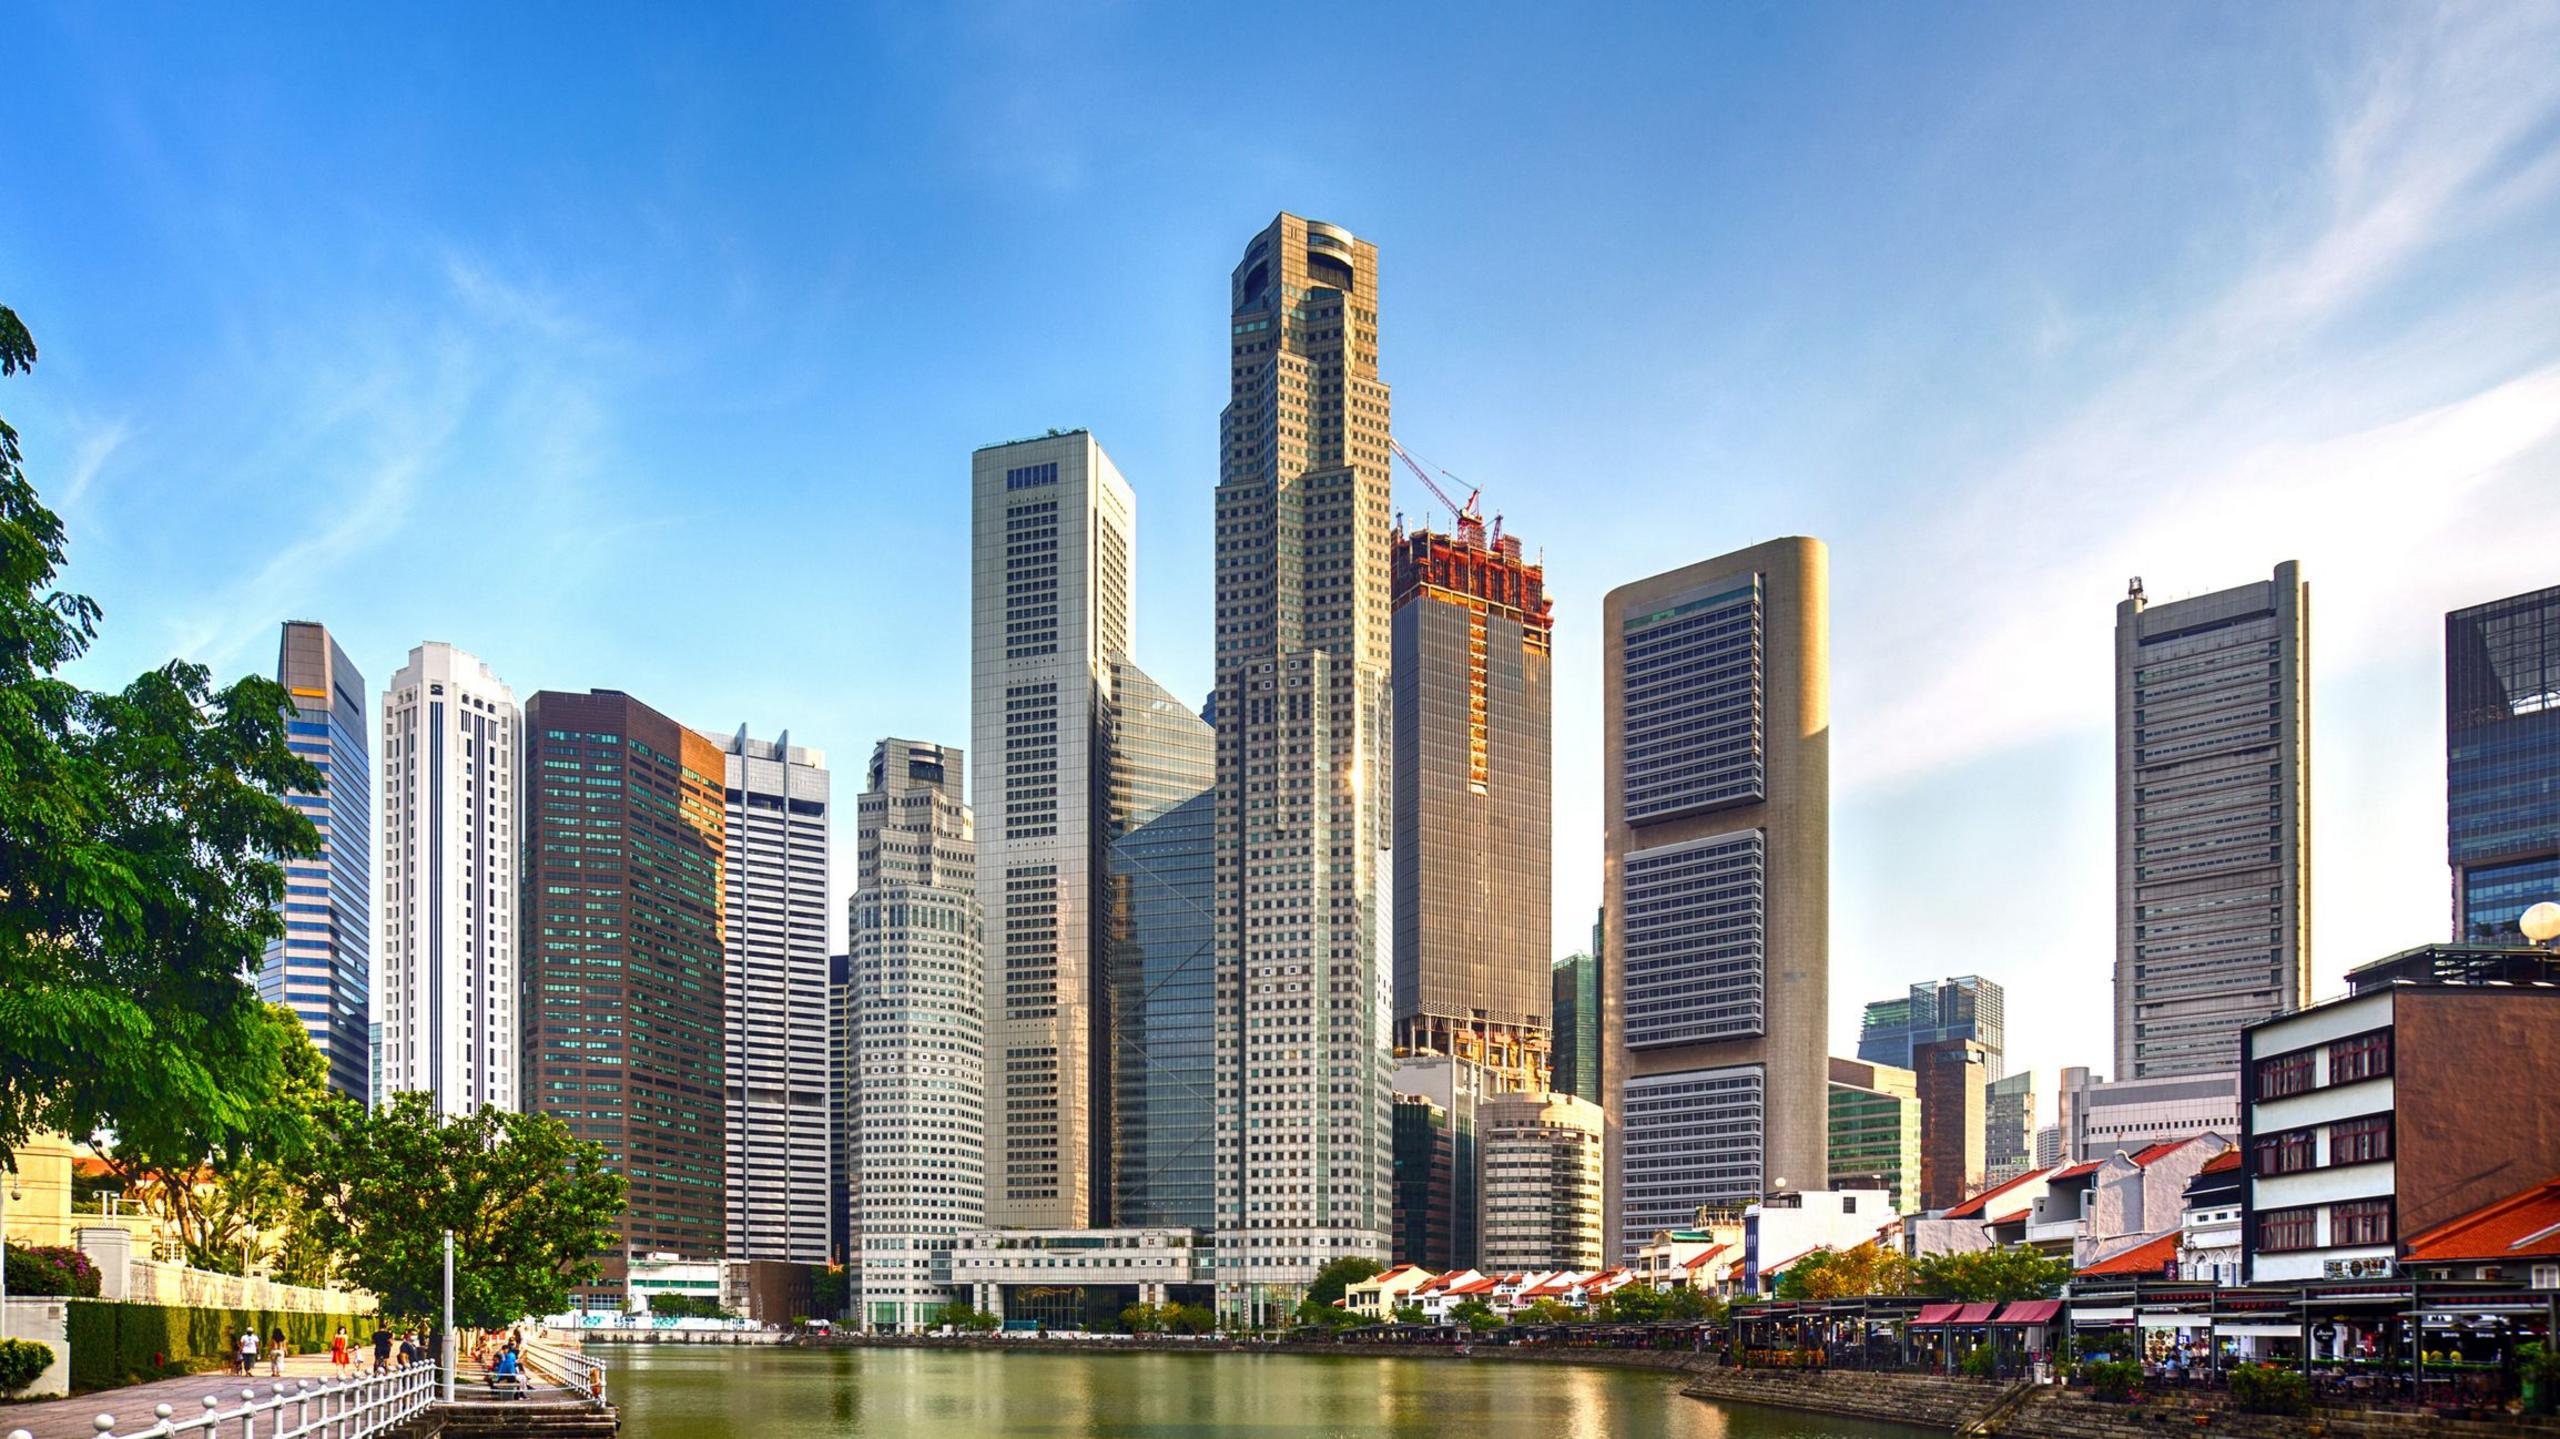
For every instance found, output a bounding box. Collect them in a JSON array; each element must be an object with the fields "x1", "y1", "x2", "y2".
[{"x1": 603, "y1": 1345, "x2": 1937, "y2": 1439}]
